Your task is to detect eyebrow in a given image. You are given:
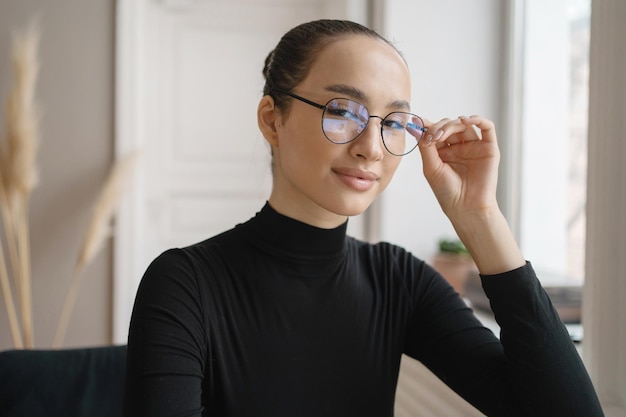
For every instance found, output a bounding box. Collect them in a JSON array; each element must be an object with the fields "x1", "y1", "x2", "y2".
[{"x1": 323, "y1": 83, "x2": 411, "y2": 111}]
